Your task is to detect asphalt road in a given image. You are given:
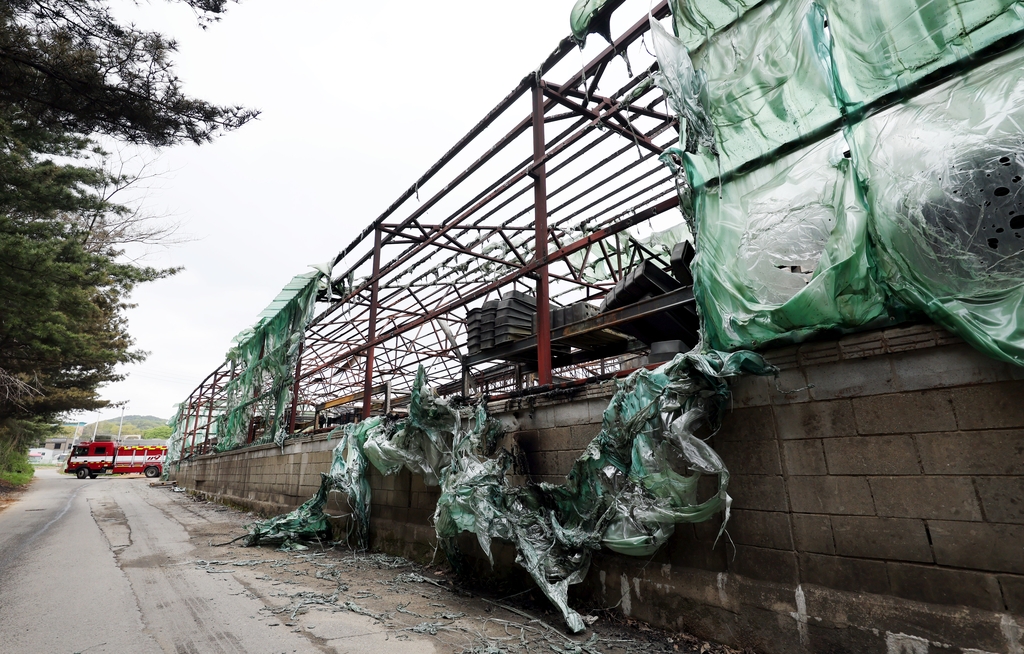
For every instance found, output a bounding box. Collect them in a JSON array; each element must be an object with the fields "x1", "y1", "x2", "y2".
[{"x1": 0, "y1": 468, "x2": 435, "y2": 654}]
